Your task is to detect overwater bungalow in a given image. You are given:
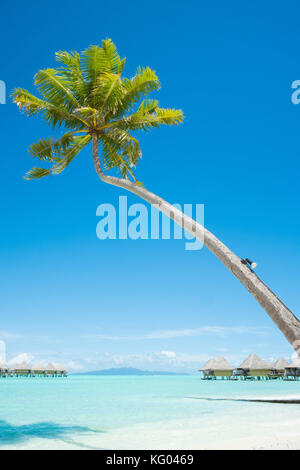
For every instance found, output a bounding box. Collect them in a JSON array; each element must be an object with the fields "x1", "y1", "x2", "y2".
[
  {"x1": 284, "y1": 359, "x2": 300, "y2": 380},
  {"x1": 55, "y1": 364, "x2": 67, "y2": 377},
  {"x1": 235, "y1": 353, "x2": 271, "y2": 380},
  {"x1": 0, "y1": 359, "x2": 67, "y2": 378},
  {"x1": 199, "y1": 357, "x2": 233, "y2": 380},
  {"x1": 211, "y1": 357, "x2": 233, "y2": 379},
  {"x1": 45, "y1": 363, "x2": 57, "y2": 376},
  {"x1": 269, "y1": 357, "x2": 290, "y2": 378},
  {"x1": 32, "y1": 362, "x2": 46, "y2": 377},
  {"x1": 12, "y1": 362, "x2": 32, "y2": 377},
  {"x1": 199, "y1": 358, "x2": 216, "y2": 379}
]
